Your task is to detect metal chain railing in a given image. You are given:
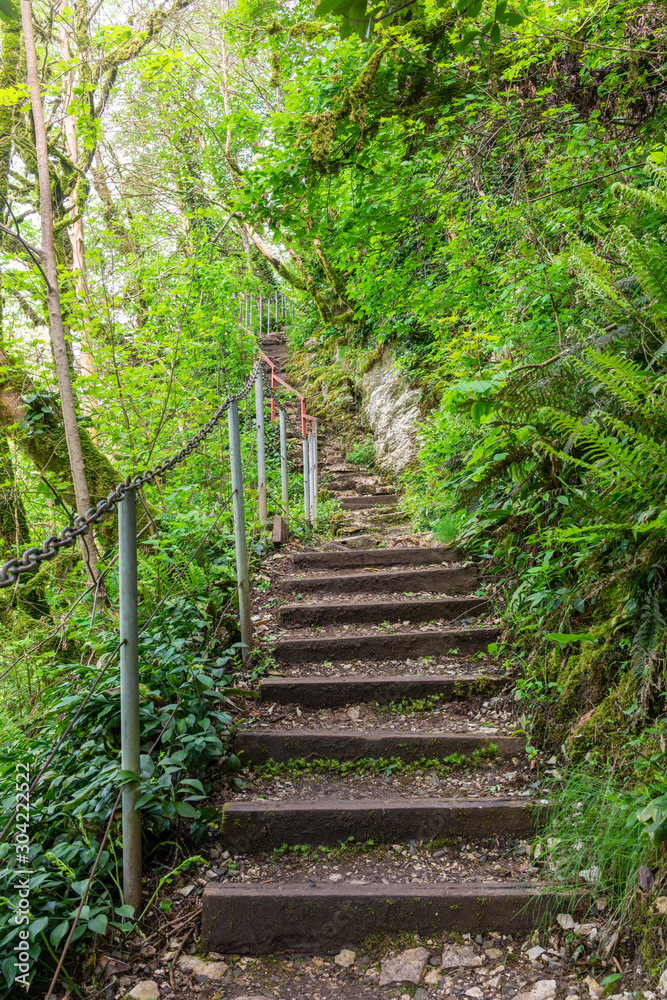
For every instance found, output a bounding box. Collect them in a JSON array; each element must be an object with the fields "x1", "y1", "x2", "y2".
[
  {"x1": 0, "y1": 359, "x2": 263, "y2": 590},
  {"x1": 2, "y1": 299, "x2": 321, "y2": 975}
]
